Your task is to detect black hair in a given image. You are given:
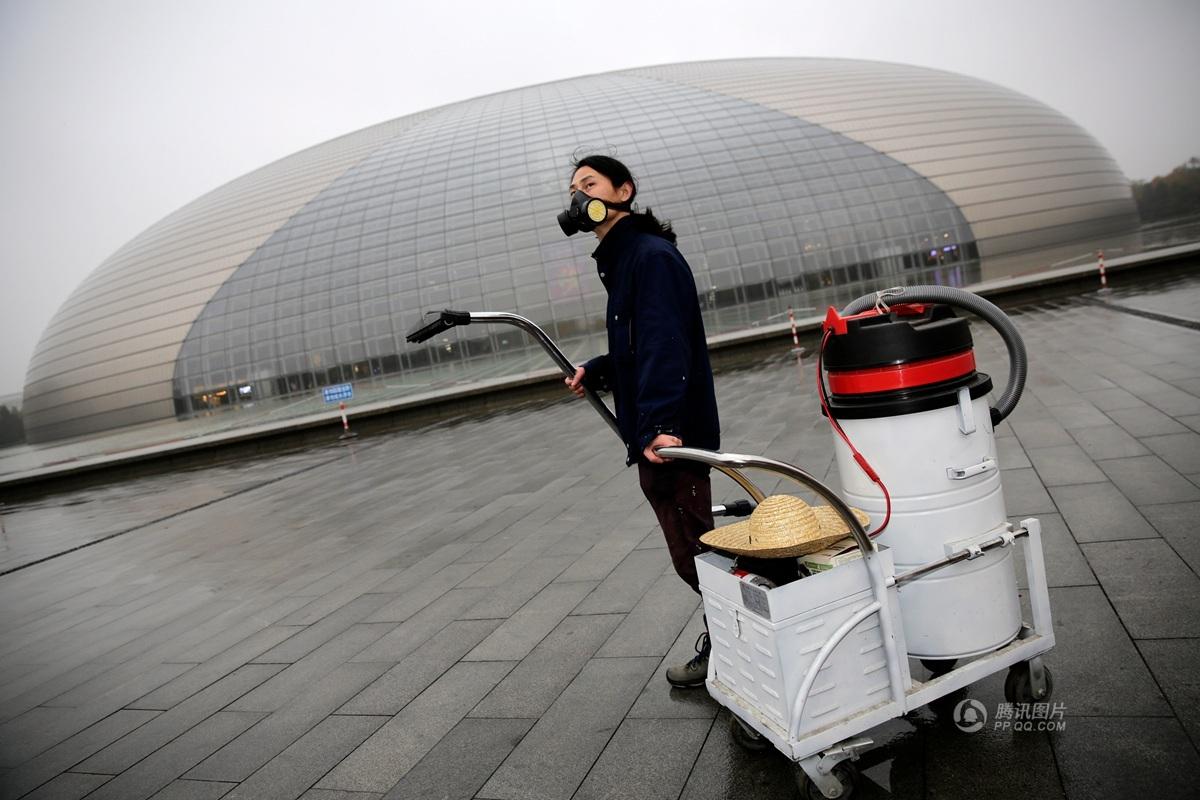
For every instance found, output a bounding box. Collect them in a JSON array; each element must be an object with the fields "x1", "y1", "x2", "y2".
[{"x1": 571, "y1": 154, "x2": 677, "y2": 245}]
